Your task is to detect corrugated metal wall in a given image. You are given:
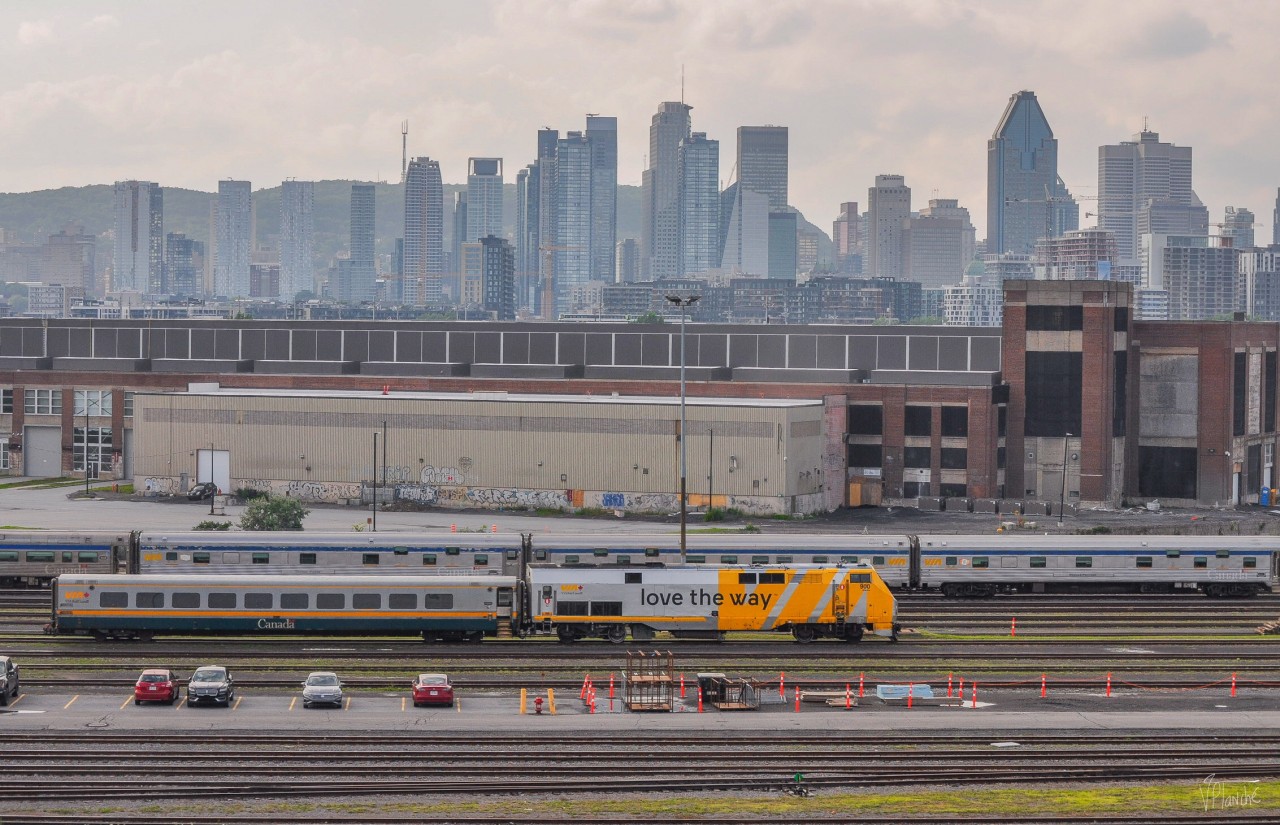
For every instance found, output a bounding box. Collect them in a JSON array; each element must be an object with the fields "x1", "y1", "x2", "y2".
[{"x1": 132, "y1": 393, "x2": 827, "y2": 505}]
